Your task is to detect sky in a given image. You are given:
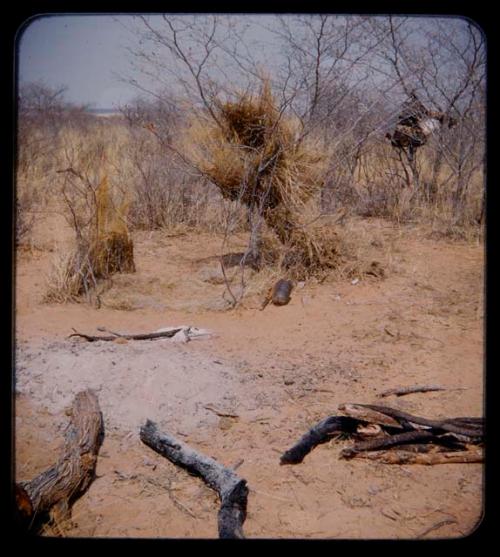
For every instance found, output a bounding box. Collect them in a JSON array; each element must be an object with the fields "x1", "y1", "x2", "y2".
[
  {"x1": 17, "y1": 15, "x2": 141, "y2": 108},
  {"x1": 17, "y1": 14, "x2": 482, "y2": 111},
  {"x1": 17, "y1": 14, "x2": 279, "y2": 109}
]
